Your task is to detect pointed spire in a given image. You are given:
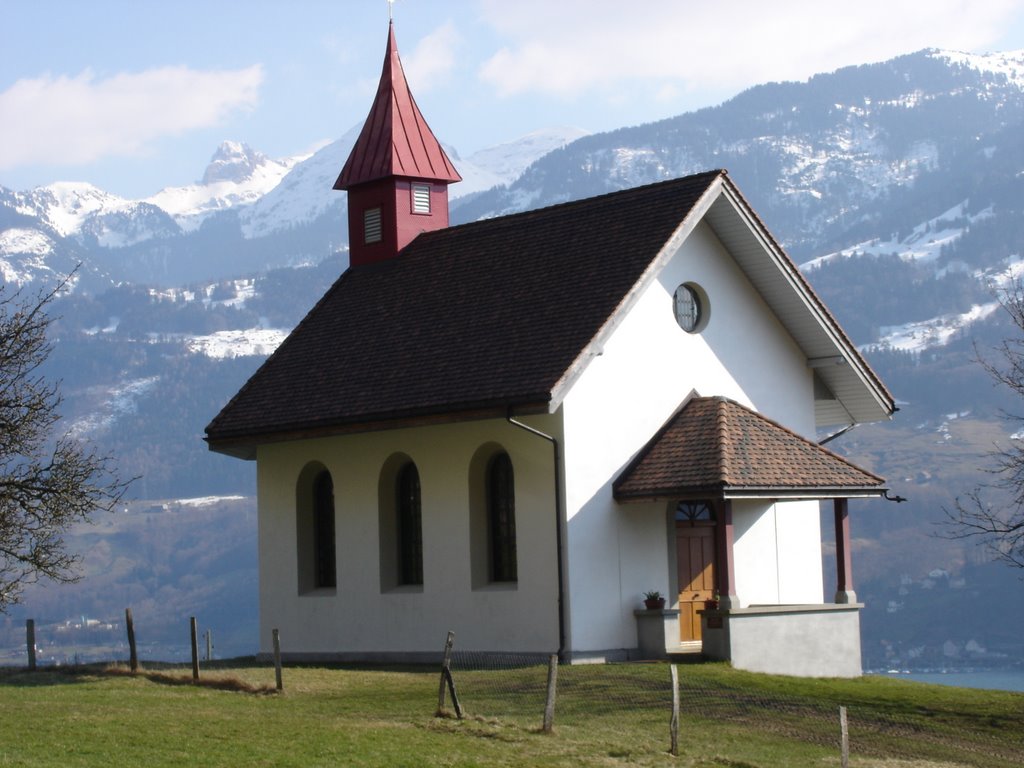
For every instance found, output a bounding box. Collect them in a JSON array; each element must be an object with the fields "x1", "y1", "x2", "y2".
[{"x1": 335, "y1": 22, "x2": 461, "y2": 190}]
